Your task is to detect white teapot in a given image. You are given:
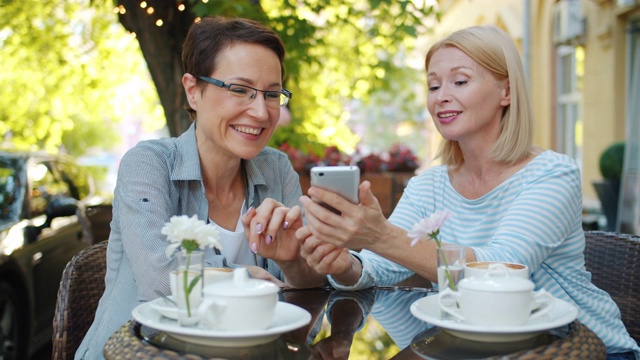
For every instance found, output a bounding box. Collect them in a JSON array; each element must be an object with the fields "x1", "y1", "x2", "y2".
[
  {"x1": 438, "y1": 263, "x2": 554, "y2": 327},
  {"x1": 197, "y1": 267, "x2": 279, "y2": 331}
]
